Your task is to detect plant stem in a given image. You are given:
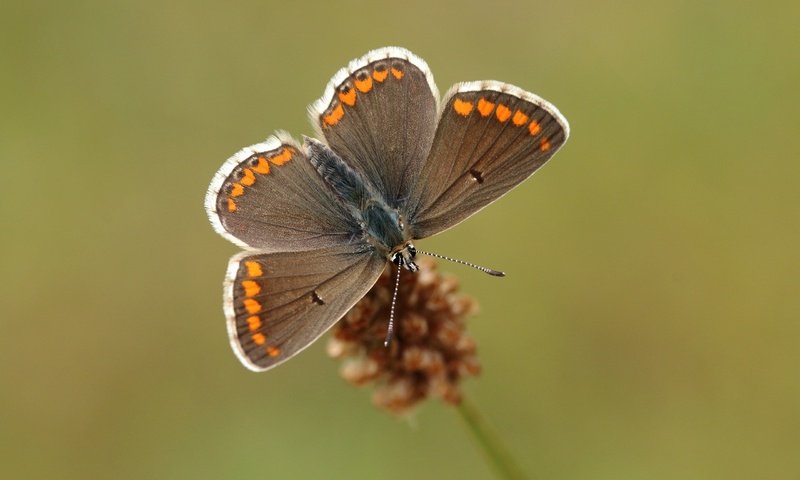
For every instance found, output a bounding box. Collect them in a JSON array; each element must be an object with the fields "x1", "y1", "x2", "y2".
[{"x1": 457, "y1": 399, "x2": 529, "y2": 480}]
